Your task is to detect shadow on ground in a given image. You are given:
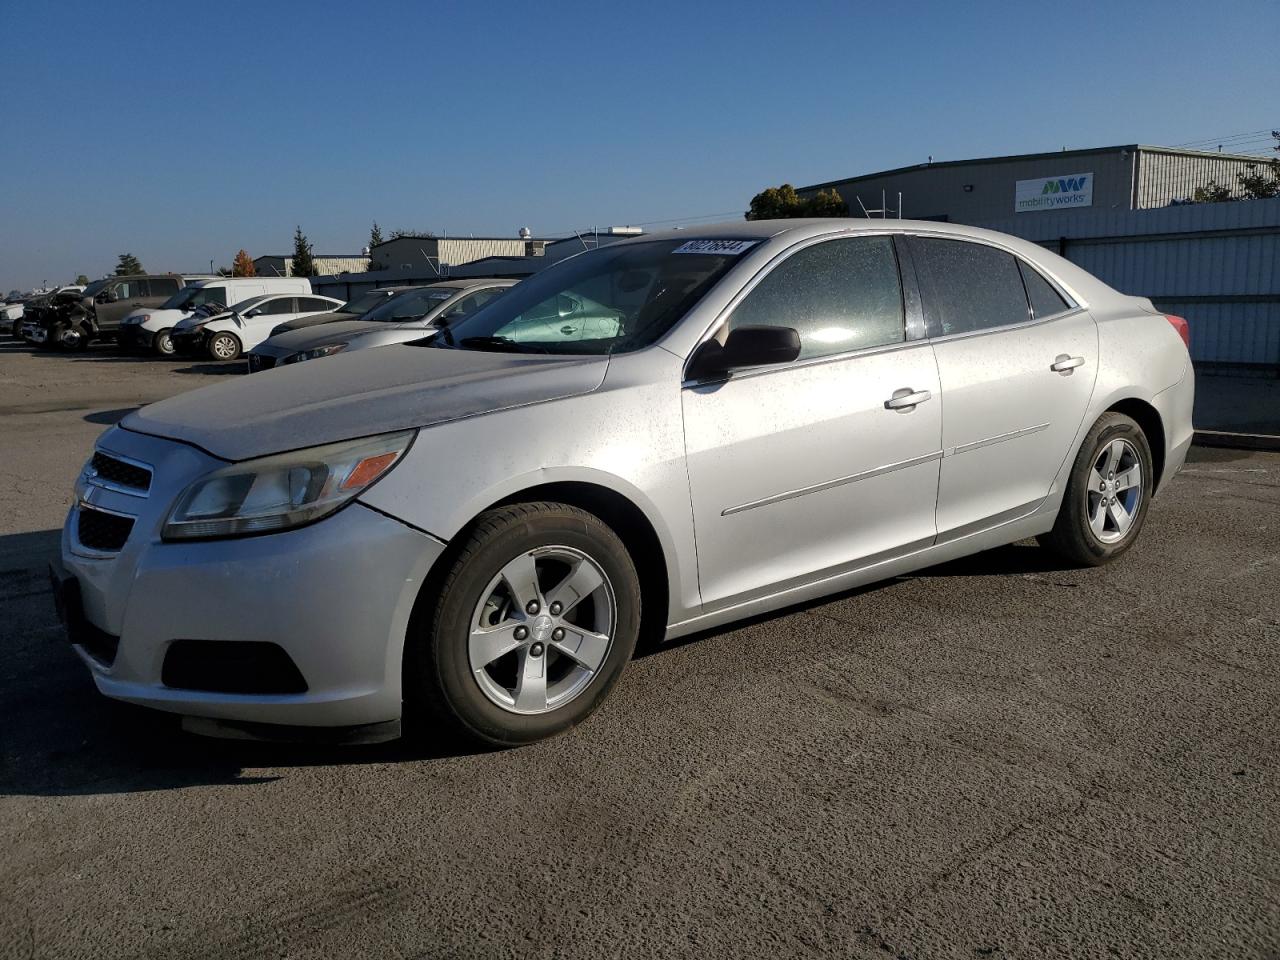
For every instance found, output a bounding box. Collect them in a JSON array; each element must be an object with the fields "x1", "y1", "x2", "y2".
[{"x1": 0, "y1": 529, "x2": 1081, "y2": 797}]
